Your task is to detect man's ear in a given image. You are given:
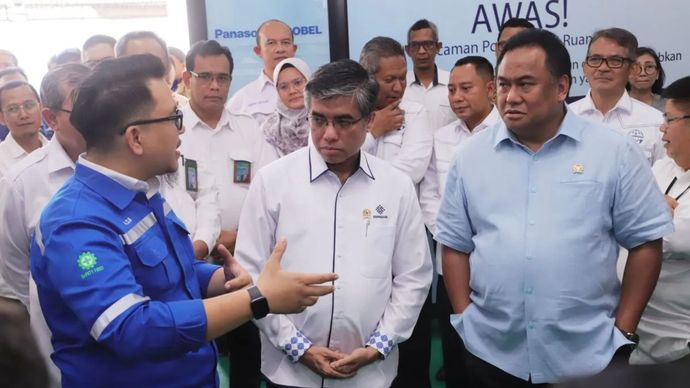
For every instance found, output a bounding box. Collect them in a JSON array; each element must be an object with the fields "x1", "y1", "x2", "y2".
[
  {"x1": 123, "y1": 125, "x2": 145, "y2": 156},
  {"x1": 183, "y1": 71, "x2": 192, "y2": 87},
  {"x1": 42, "y1": 108, "x2": 58, "y2": 130},
  {"x1": 0, "y1": 112, "x2": 6, "y2": 126},
  {"x1": 253, "y1": 45, "x2": 261, "y2": 57}
]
